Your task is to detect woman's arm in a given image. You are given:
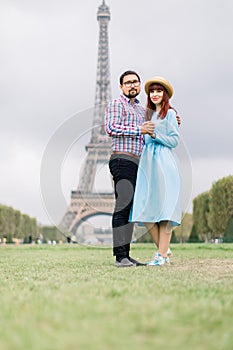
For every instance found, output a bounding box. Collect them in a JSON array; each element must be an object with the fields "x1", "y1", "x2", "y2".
[{"x1": 153, "y1": 109, "x2": 179, "y2": 148}]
